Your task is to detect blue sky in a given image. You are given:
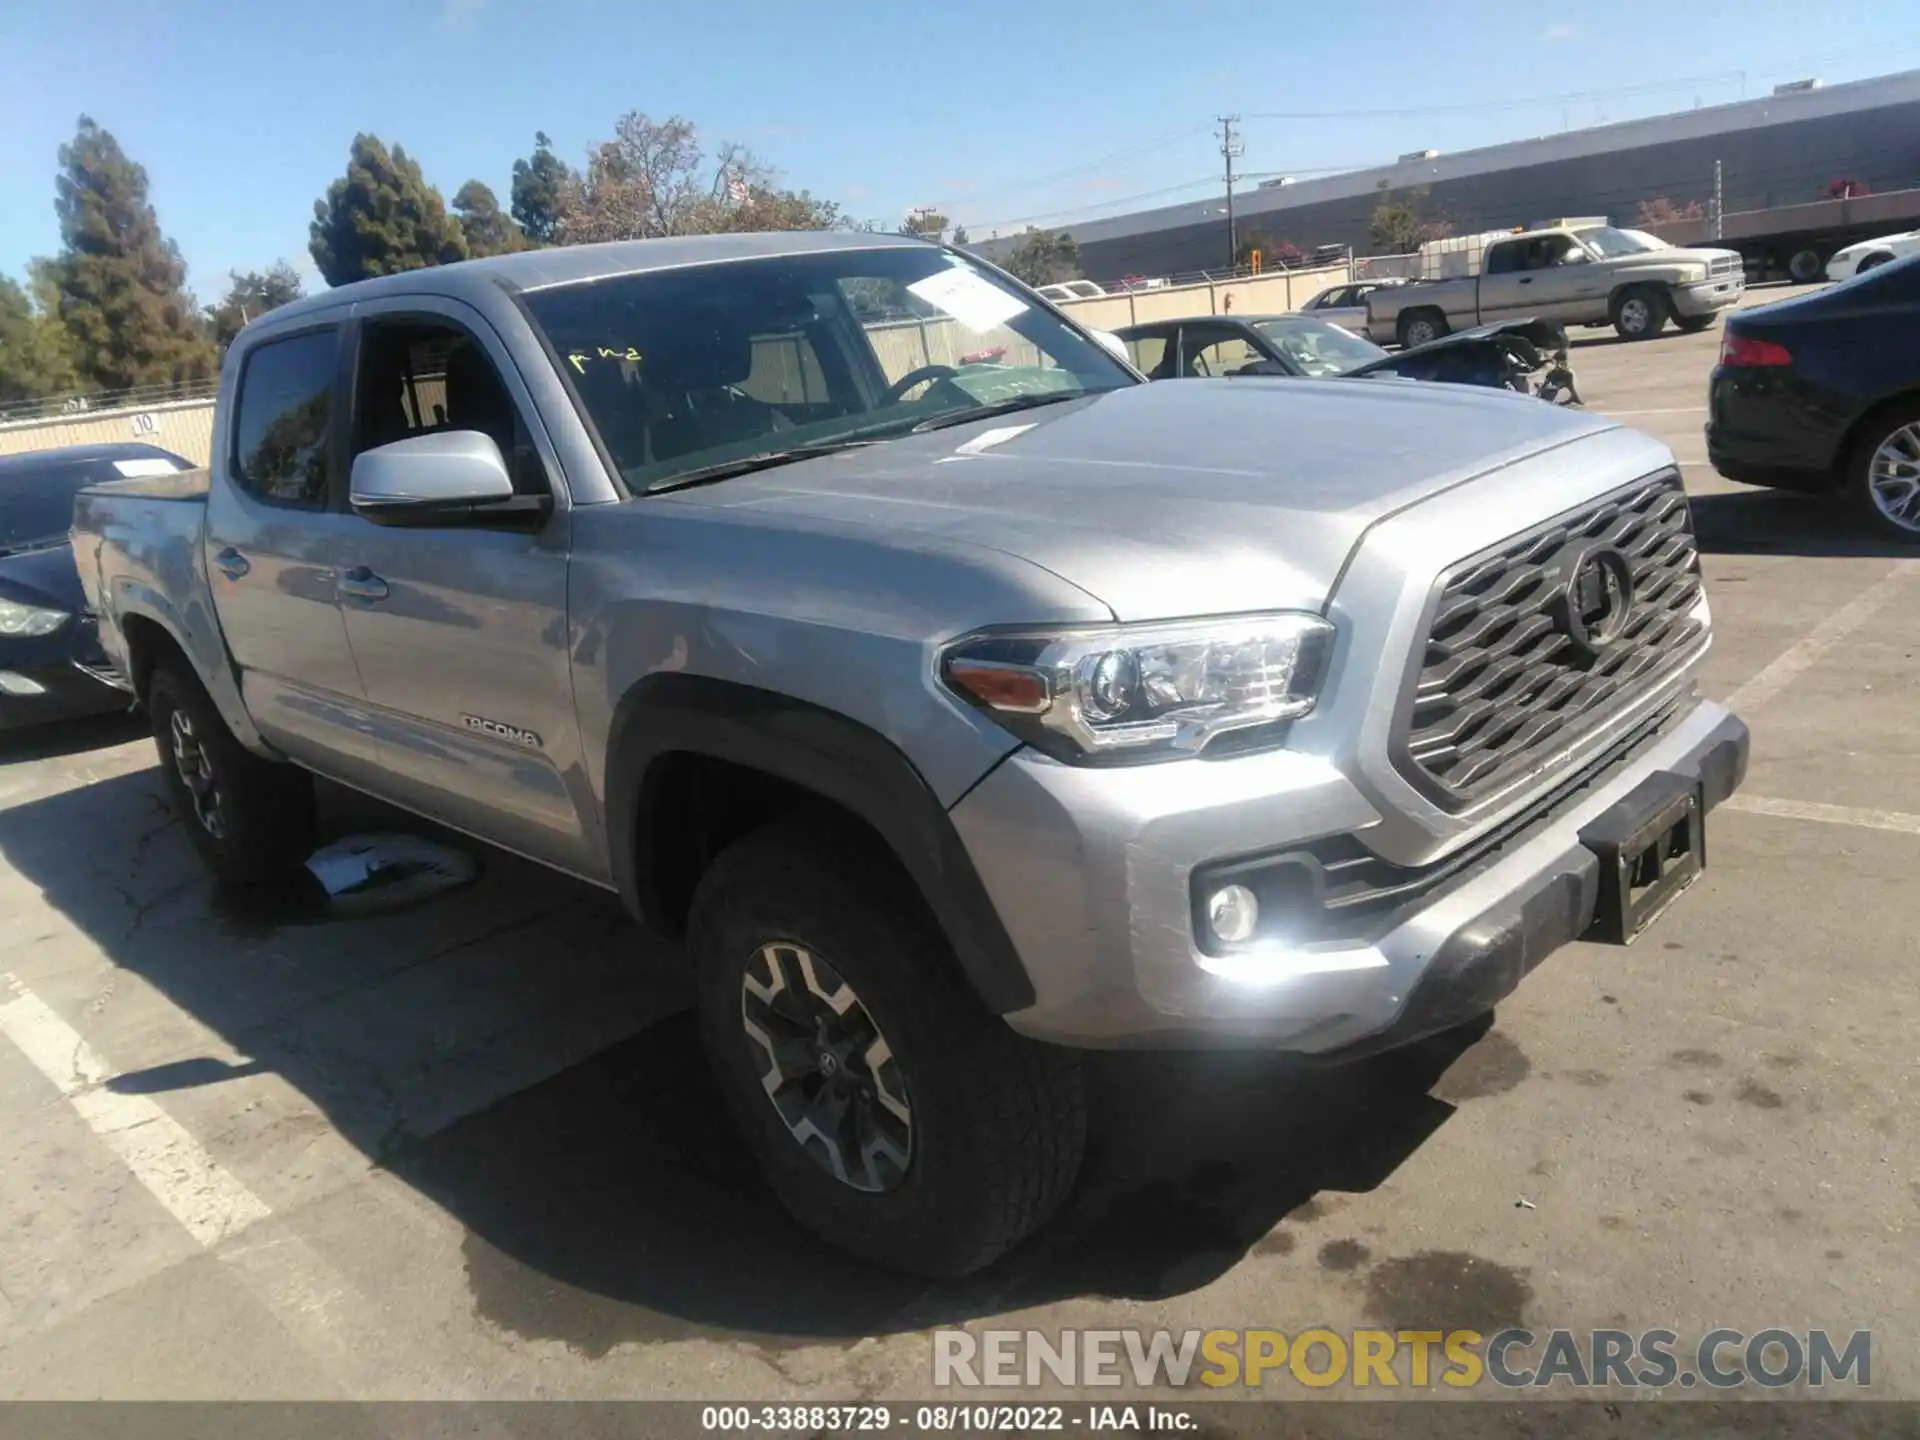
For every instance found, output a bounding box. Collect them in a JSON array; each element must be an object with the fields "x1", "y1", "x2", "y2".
[{"x1": 1, "y1": 0, "x2": 1915, "y2": 300}]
